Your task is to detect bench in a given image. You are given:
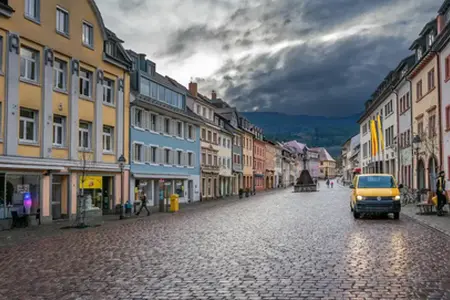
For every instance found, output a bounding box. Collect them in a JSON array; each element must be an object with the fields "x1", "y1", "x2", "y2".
[{"x1": 416, "y1": 203, "x2": 434, "y2": 215}]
